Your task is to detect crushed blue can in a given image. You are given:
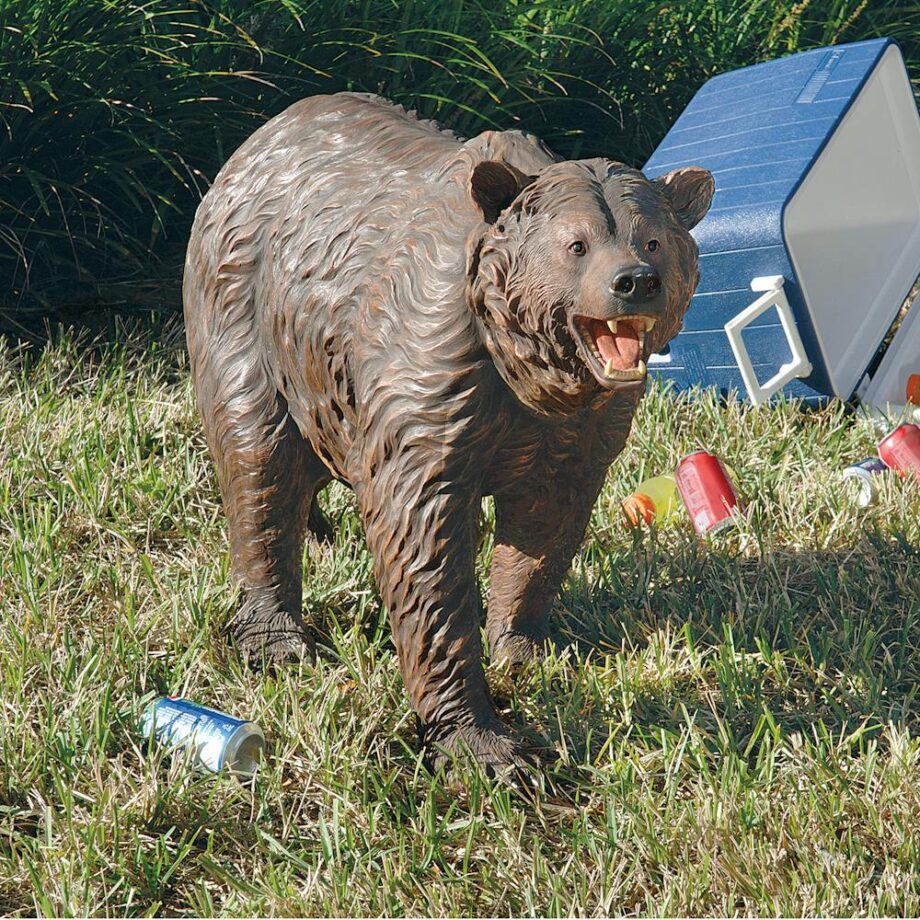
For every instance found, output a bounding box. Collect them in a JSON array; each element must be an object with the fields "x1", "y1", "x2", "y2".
[
  {"x1": 841, "y1": 457, "x2": 888, "y2": 508},
  {"x1": 140, "y1": 697, "x2": 264, "y2": 776}
]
